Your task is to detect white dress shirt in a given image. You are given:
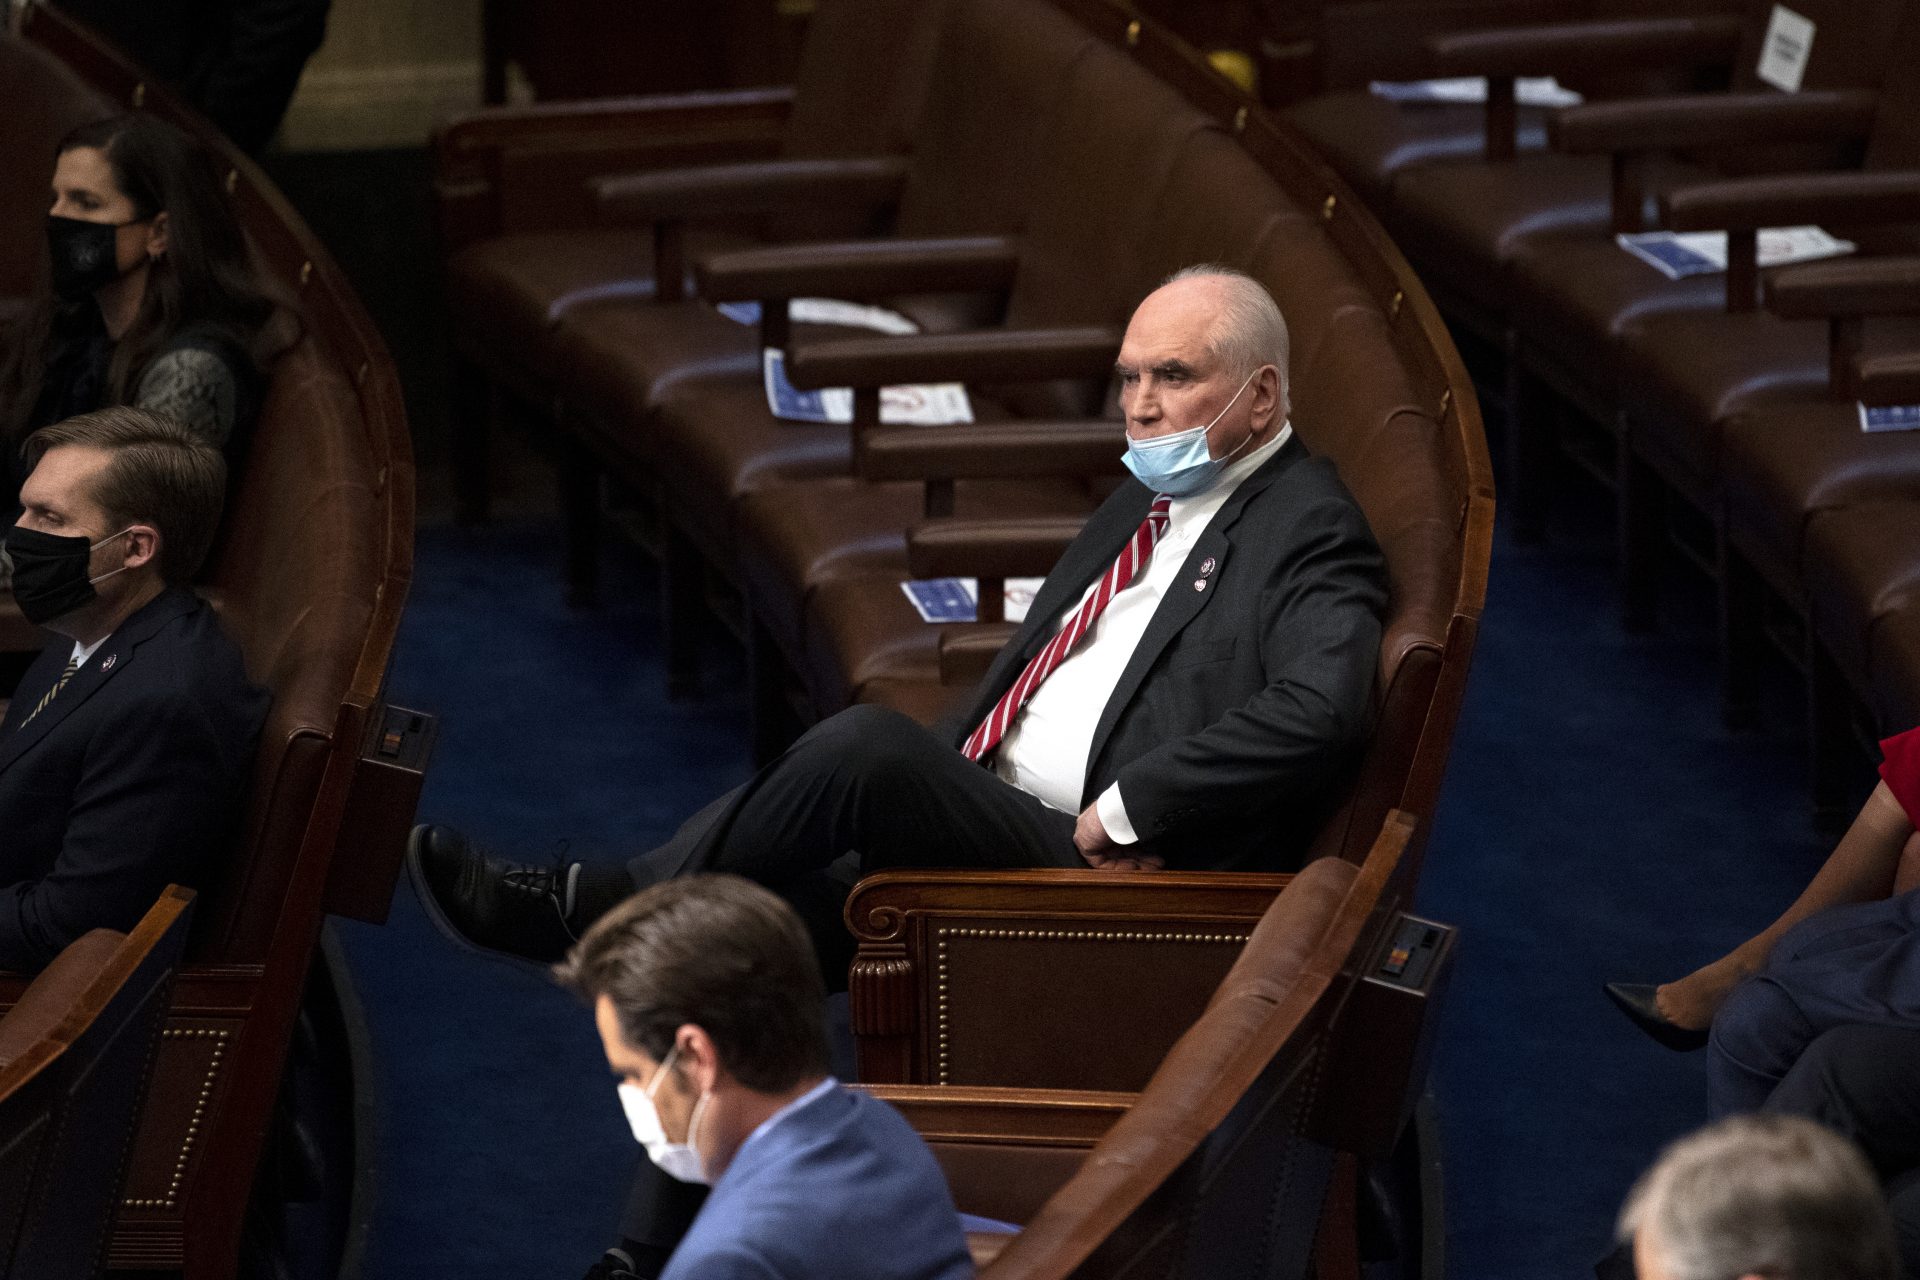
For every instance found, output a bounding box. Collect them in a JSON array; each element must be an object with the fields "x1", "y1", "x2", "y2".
[
  {"x1": 68, "y1": 634, "x2": 107, "y2": 670},
  {"x1": 993, "y1": 423, "x2": 1292, "y2": 843}
]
